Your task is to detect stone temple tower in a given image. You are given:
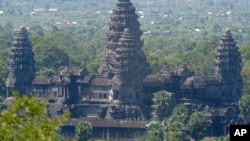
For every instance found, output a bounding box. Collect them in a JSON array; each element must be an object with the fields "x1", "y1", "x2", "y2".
[
  {"x1": 98, "y1": 0, "x2": 151, "y2": 103},
  {"x1": 6, "y1": 27, "x2": 35, "y2": 96},
  {"x1": 215, "y1": 29, "x2": 242, "y2": 100}
]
